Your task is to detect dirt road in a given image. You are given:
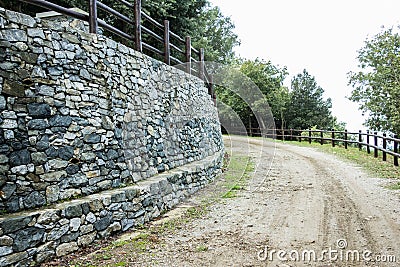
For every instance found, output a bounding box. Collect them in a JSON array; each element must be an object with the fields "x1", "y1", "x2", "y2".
[{"x1": 71, "y1": 135, "x2": 400, "y2": 266}]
